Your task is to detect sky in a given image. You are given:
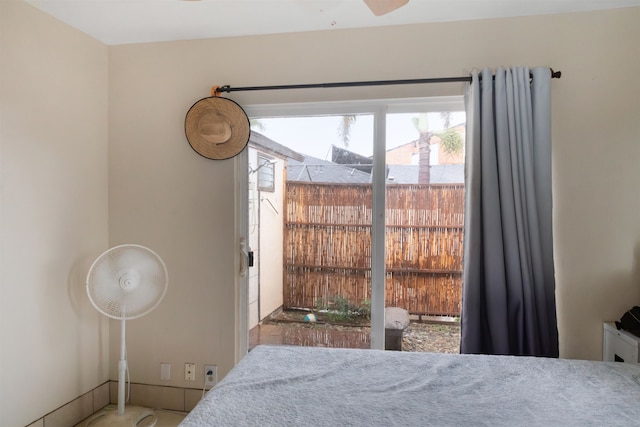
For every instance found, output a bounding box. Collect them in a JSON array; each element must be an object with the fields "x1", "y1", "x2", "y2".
[{"x1": 253, "y1": 112, "x2": 465, "y2": 160}]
